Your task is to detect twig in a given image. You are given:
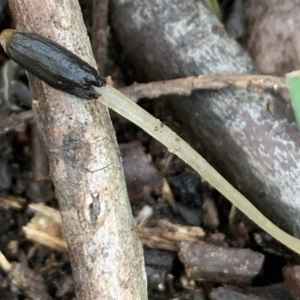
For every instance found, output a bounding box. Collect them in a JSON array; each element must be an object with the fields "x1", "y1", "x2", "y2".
[
  {"x1": 179, "y1": 242, "x2": 264, "y2": 285},
  {"x1": 0, "y1": 251, "x2": 11, "y2": 272},
  {"x1": 8, "y1": 1, "x2": 147, "y2": 299},
  {"x1": 0, "y1": 195, "x2": 24, "y2": 210},
  {"x1": 120, "y1": 75, "x2": 286, "y2": 102},
  {"x1": 23, "y1": 204, "x2": 205, "y2": 253},
  {"x1": 0, "y1": 74, "x2": 287, "y2": 136},
  {"x1": 23, "y1": 203, "x2": 67, "y2": 251},
  {"x1": 138, "y1": 219, "x2": 205, "y2": 251},
  {"x1": 23, "y1": 227, "x2": 67, "y2": 252}
]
